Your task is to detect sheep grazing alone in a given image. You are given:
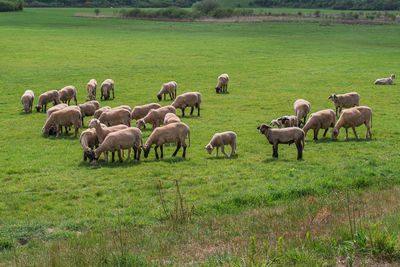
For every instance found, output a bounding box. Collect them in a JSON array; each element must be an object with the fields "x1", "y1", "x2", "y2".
[
  {"x1": 59, "y1": 85, "x2": 78, "y2": 105},
  {"x1": 216, "y1": 73, "x2": 229, "y2": 93},
  {"x1": 374, "y1": 74, "x2": 395, "y2": 85},
  {"x1": 21, "y1": 90, "x2": 34, "y2": 113},
  {"x1": 143, "y1": 122, "x2": 190, "y2": 160},
  {"x1": 257, "y1": 123, "x2": 305, "y2": 160},
  {"x1": 42, "y1": 107, "x2": 82, "y2": 137},
  {"x1": 93, "y1": 106, "x2": 111, "y2": 119},
  {"x1": 278, "y1": 115, "x2": 299, "y2": 128},
  {"x1": 87, "y1": 127, "x2": 143, "y2": 164},
  {"x1": 80, "y1": 128, "x2": 99, "y2": 161},
  {"x1": 171, "y1": 92, "x2": 202, "y2": 117},
  {"x1": 270, "y1": 119, "x2": 282, "y2": 128},
  {"x1": 328, "y1": 92, "x2": 360, "y2": 117},
  {"x1": 99, "y1": 107, "x2": 131, "y2": 127},
  {"x1": 131, "y1": 103, "x2": 162, "y2": 122},
  {"x1": 100, "y1": 79, "x2": 115, "y2": 100},
  {"x1": 87, "y1": 79, "x2": 97, "y2": 100},
  {"x1": 302, "y1": 109, "x2": 336, "y2": 140},
  {"x1": 293, "y1": 99, "x2": 311, "y2": 127},
  {"x1": 157, "y1": 81, "x2": 177, "y2": 101},
  {"x1": 35, "y1": 90, "x2": 60, "y2": 112},
  {"x1": 136, "y1": 106, "x2": 176, "y2": 129},
  {"x1": 331, "y1": 106, "x2": 372, "y2": 140},
  {"x1": 163, "y1": 112, "x2": 181, "y2": 125},
  {"x1": 78, "y1": 100, "x2": 100, "y2": 126},
  {"x1": 205, "y1": 131, "x2": 237, "y2": 158}
]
